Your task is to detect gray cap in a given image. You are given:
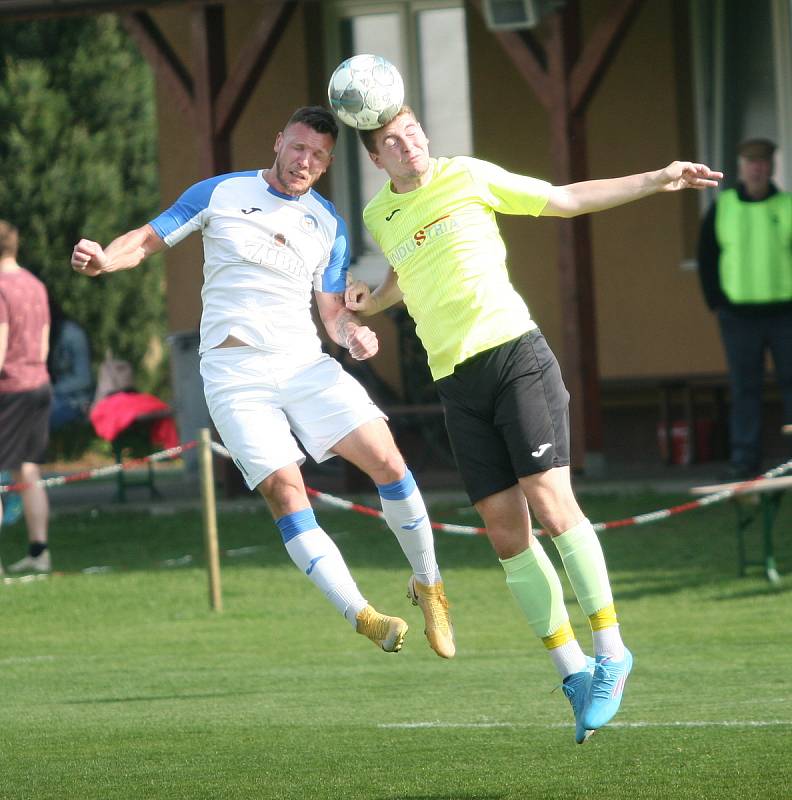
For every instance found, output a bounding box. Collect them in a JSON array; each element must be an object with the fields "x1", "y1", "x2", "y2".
[{"x1": 737, "y1": 138, "x2": 776, "y2": 160}]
